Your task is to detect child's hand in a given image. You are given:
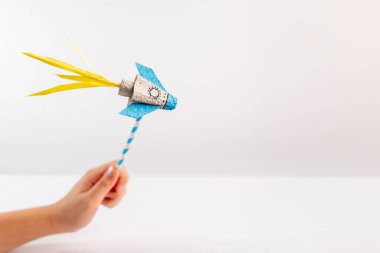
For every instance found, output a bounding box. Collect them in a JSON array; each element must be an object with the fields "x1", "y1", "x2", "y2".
[
  {"x1": 0, "y1": 161, "x2": 128, "y2": 252},
  {"x1": 50, "y1": 161, "x2": 128, "y2": 233}
]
